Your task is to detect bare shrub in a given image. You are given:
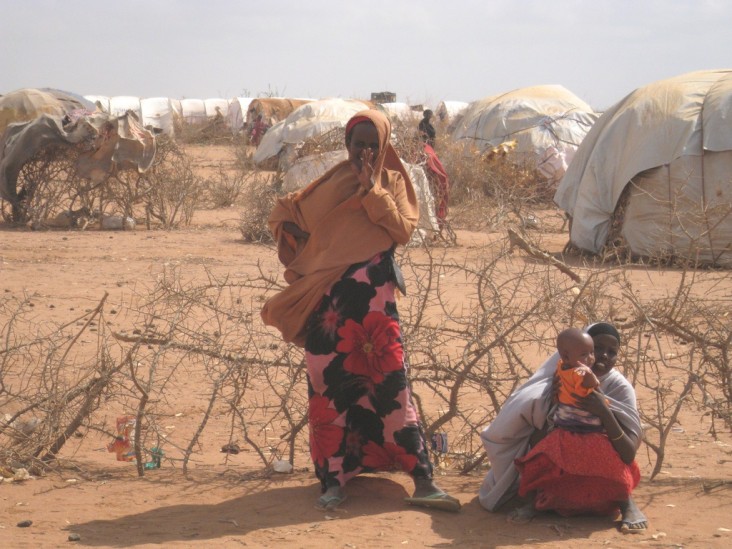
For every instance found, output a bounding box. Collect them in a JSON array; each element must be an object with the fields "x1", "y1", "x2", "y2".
[
  {"x1": 435, "y1": 139, "x2": 554, "y2": 231},
  {"x1": 238, "y1": 173, "x2": 278, "y2": 243},
  {"x1": 134, "y1": 137, "x2": 204, "y2": 228},
  {"x1": 0, "y1": 293, "x2": 124, "y2": 473},
  {"x1": 4, "y1": 145, "x2": 100, "y2": 227},
  {"x1": 1, "y1": 227, "x2": 730, "y2": 486},
  {"x1": 203, "y1": 164, "x2": 253, "y2": 209}
]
